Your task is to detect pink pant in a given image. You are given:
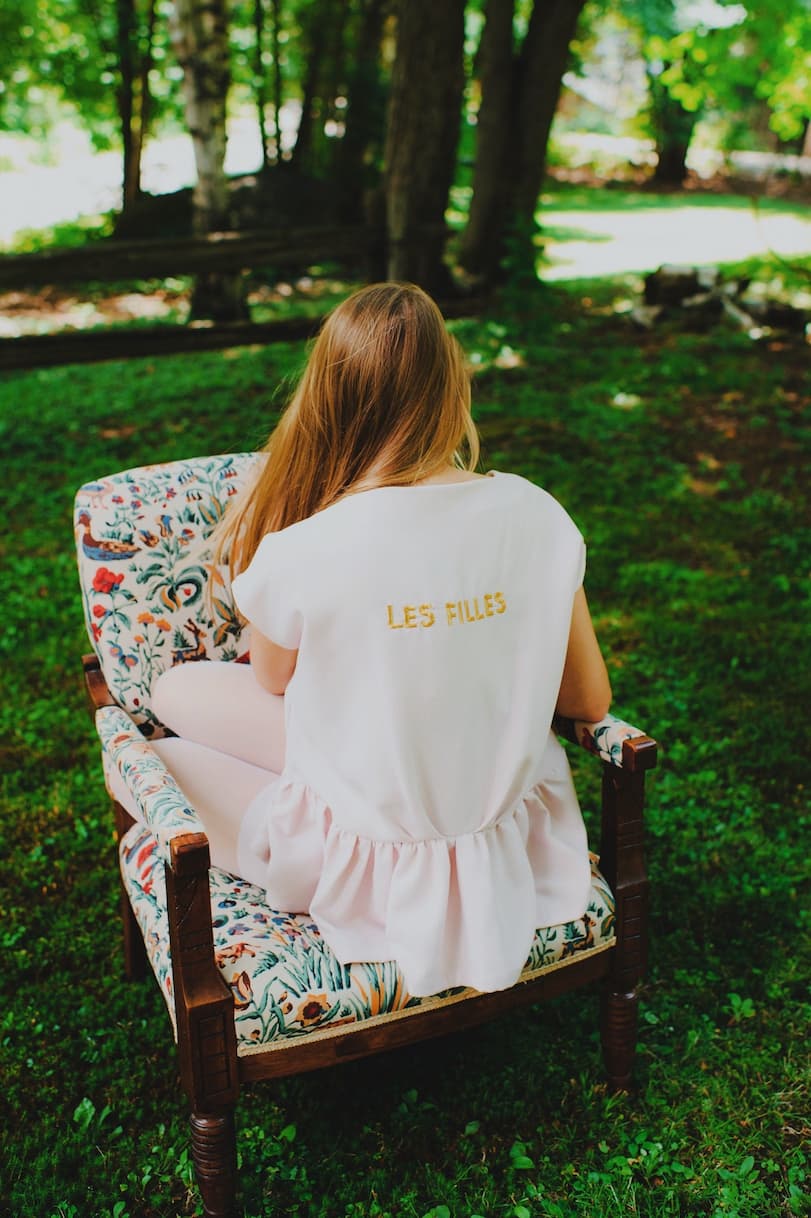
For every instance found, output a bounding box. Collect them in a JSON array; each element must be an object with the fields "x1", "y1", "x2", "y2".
[{"x1": 106, "y1": 662, "x2": 285, "y2": 877}]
